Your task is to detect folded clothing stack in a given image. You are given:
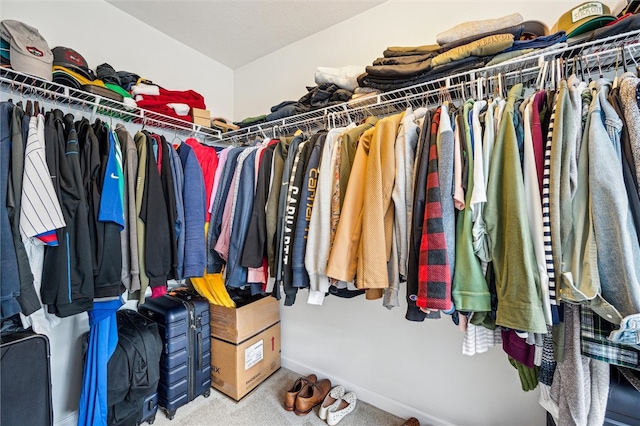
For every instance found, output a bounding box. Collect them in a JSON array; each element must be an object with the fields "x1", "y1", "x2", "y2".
[
  {"x1": 314, "y1": 65, "x2": 364, "y2": 92},
  {"x1": 50, "y1": 46, "x2": 132, "y2": 104},
  {"x1": 133, "y1": 82, "x2": 206, "y2": 122},
  {"x1": 235, "y1": 82, "x2": 354, "y2": 128},
  {"x1": 358, "y1": 12, "x2": 563, "y2": 91}
]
